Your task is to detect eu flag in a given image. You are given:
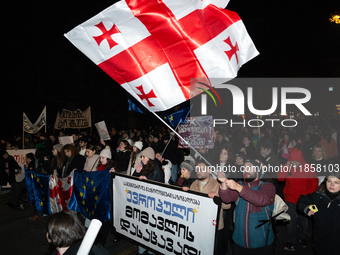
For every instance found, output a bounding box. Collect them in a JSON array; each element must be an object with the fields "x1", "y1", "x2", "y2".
[
  {"x1": 26, "y1": 170, "x2": 51, "y2": 215},
  {"x1": 68, "y1": 169, "x2": 111, "y2": 222},
  {"x1": 24, "y1": 168, "x2": 35, "y2": 205},
  {"x1": 128, "y1": 98, "x2": 145, "y2": 114},
  {"x1": 166, "y1": 106, "x2": 191, "y2": 127}
]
